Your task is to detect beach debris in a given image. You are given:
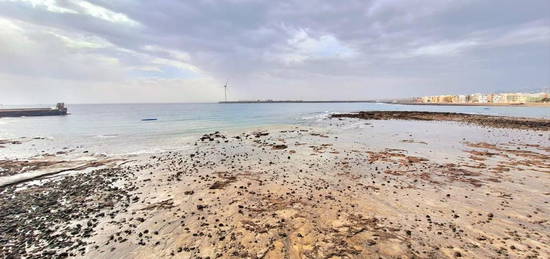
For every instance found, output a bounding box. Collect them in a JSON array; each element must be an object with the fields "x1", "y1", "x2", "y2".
[{"x1": 271, "y1": 144, "x2": 288, "y2": 150}]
